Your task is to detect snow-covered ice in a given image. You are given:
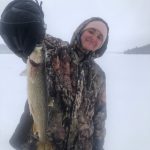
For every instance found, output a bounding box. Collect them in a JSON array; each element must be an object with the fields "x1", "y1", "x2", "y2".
[{"x1": 0, "y1": 53, "x2": 150, "y2": 150}]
